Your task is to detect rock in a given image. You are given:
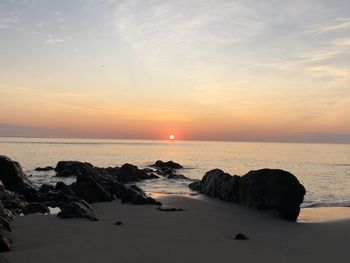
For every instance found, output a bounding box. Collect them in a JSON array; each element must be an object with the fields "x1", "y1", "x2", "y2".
[
  {"x1": 0, "y1": 156, "x2": 34, "y2": 195},
  {"x1": 116, "y1": 163, "x2": 158, "y2": 183},
  {"x1": 0, "y1": 180, "x2": 5, "y2": 191},
  {"x1": 189, "y1": 168, "x2": 305, "y2": 221},
  {"x1": 157, "y1": 207, "x2": 184, "y2": 212},
  {"x1": 234, "y1": 233, "x2": 249, "y2": 240},
  {"x1": 0, "y1": 190, "x2": 27, "y2": 215},
  {"x1": 167, "y1": 174, "x2": 189, "y2": 180},
  {"x1": 70, "y1": 168, "x2": 126, "y2": 203},
  {"x1": 121, "y1": 185, "x2": 161, "y2": 205},
  {"x1": 22, "y1": 202, "x2": 50, "y2": 215},
  {"x1": 57, "y1": 201, "x2": 98, "y2": 221},
  {"x1": 0, "y1": 255, "x2": 10, "y2": 262},
  {"x1": 39, "y1": 184, "x2": 55, "y2": 193},
  {"x1": 35, "y1": 166, "x2": 54, "y2": 172},
  {"x1": 55, "y1": 161, "x2": 93, "y2": 177},
  {"x1": 189, "y1": 181, "x2": 201, "y2": 191},
  {"x1": 0, "y1": 229, "x2": 11, "y2": 252},
  {"x1": 151, "y1": 160, "x2": 183, "y2": 170},
  {"x1": 239, "y1": 169, "x2": 305, "y2": 221},
  {"x1": 198, "y1": 169, "x2": 241, "y2": 202},
  {"x1": 115, "y1": 221, "x2": 123, "y2": 225}
]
